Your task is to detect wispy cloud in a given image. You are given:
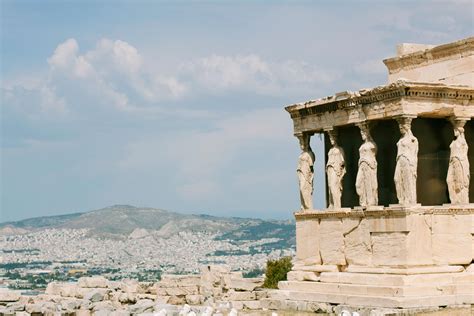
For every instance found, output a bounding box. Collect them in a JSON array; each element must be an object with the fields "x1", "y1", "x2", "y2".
[{"x1": 118, "y1": 107, "x2": 292, "y2": 201}]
